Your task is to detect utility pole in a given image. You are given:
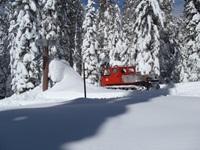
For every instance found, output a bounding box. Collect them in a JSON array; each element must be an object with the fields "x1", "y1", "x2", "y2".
[
  {"x1": 43, "y1": 41, "x2": 49, "y2": 91},
  {"x1": 35, "y1": 39, "x2": 56, "y2": 92},
  {"x1": 83, "y1": 63, "x2": 87, "y2": 98}
]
